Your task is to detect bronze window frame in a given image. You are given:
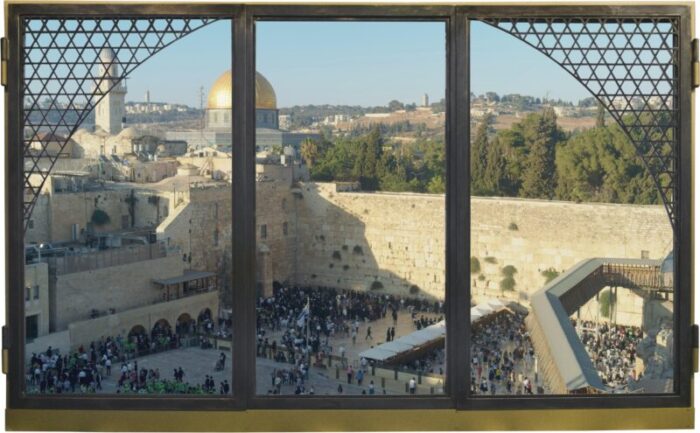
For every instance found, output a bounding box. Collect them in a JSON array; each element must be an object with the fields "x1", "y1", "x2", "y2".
[{"x1": 2, "y1": 1, "x2": 695, "y2": 424}]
